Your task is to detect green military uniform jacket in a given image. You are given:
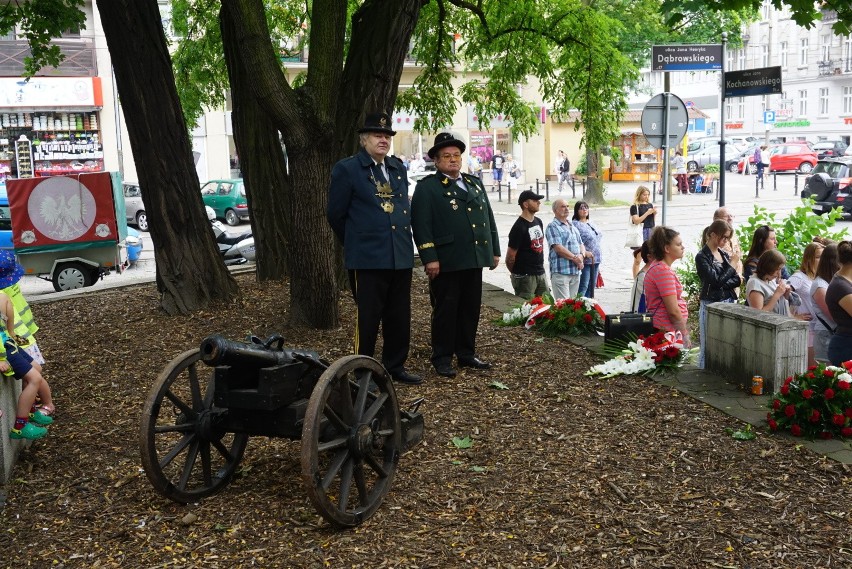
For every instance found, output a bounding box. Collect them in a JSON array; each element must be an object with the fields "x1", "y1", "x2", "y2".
[{"x1": 411, "y1": 172, "x2": 501, "y2": 271}]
